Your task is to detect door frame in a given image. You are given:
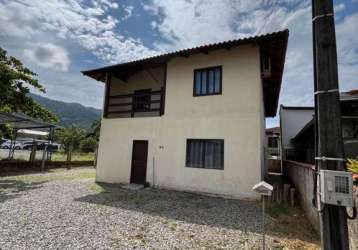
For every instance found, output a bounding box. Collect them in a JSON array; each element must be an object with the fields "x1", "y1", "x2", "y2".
[{"x1": 130, "y1": 140, "x2": 148, "y2": 184}]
